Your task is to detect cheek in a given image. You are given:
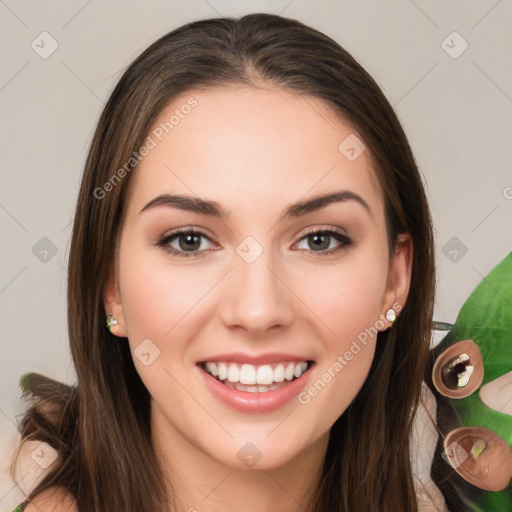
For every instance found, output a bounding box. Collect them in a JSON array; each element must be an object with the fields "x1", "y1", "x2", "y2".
[
  {"x1": 295, "y1": 253, "x2": 388, "y2": 417},
  {"x1": 119, "y1": 225, "x2": 211, "y2": 332},
  {"x1": 117, "y1": 236, "x2": 208, "y2": 352},
  {"x1": 116, "y1": 244, "x2": 208, "y2": 405},
  {"x1": 300, "y1": 252, "x2": 389, "y2": 345}
]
